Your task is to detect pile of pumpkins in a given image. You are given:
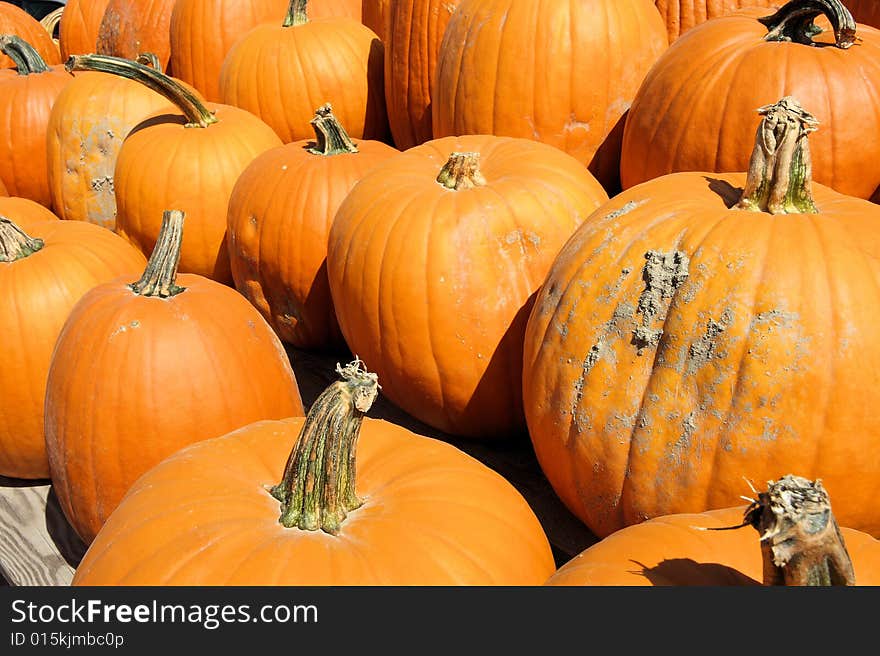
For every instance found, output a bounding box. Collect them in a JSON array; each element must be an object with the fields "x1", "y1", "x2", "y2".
[{"x1": 1, "y1": 0, "x2": 880, "y2": 586}]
